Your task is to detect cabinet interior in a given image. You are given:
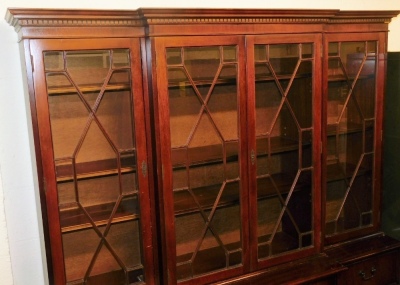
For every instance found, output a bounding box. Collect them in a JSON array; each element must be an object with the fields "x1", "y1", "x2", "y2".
[
  {"x1": 325, "y1": 41, "x2": 376, "y2": 236},
  {"x1": 44, "y1": 50, "x2": 145, "y2": 284}
]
